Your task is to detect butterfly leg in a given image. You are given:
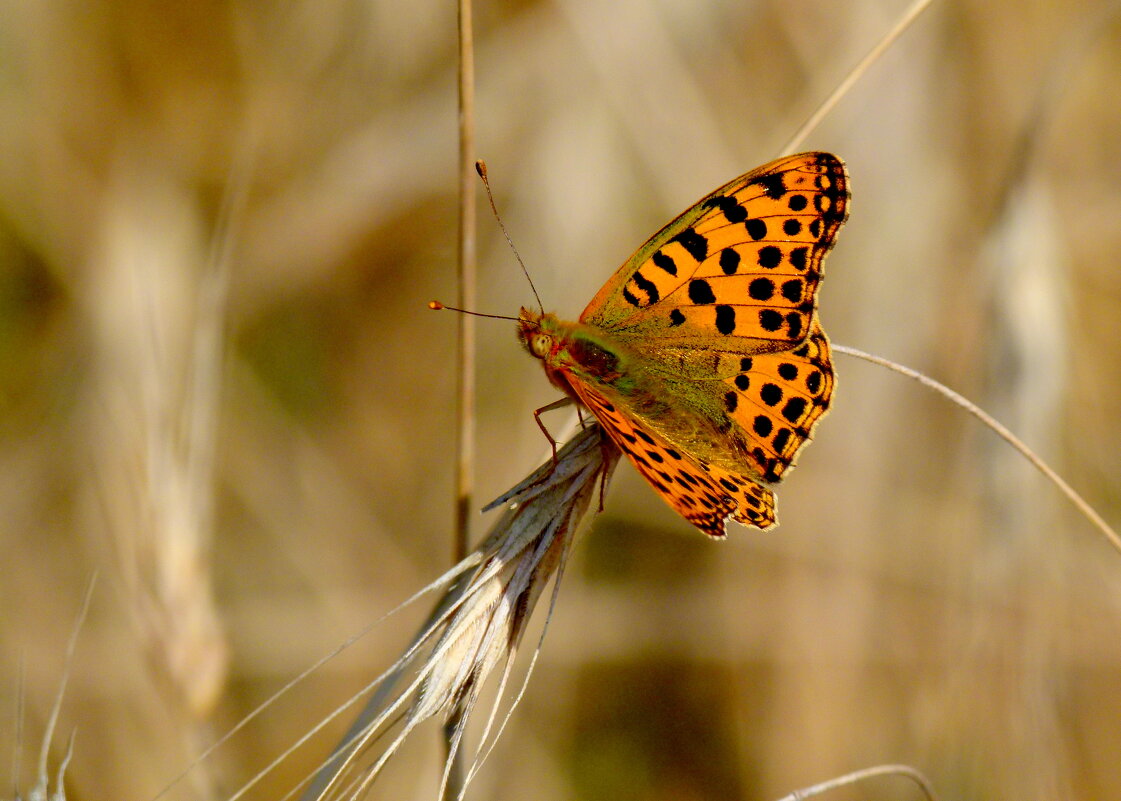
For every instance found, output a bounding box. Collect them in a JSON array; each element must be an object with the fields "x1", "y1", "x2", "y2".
[
  {"x1": 595, "y1": 434, "x2": 618, "y2": 513},
  {"x1": 533, "y1": 396, "x2": 574, "y2": 466}
]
